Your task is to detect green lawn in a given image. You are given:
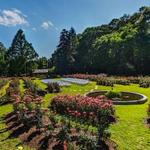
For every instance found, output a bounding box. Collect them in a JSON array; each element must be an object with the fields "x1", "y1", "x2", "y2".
[{"x1": 0, "y1": 79, "x2": 150, "y2": 150}]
